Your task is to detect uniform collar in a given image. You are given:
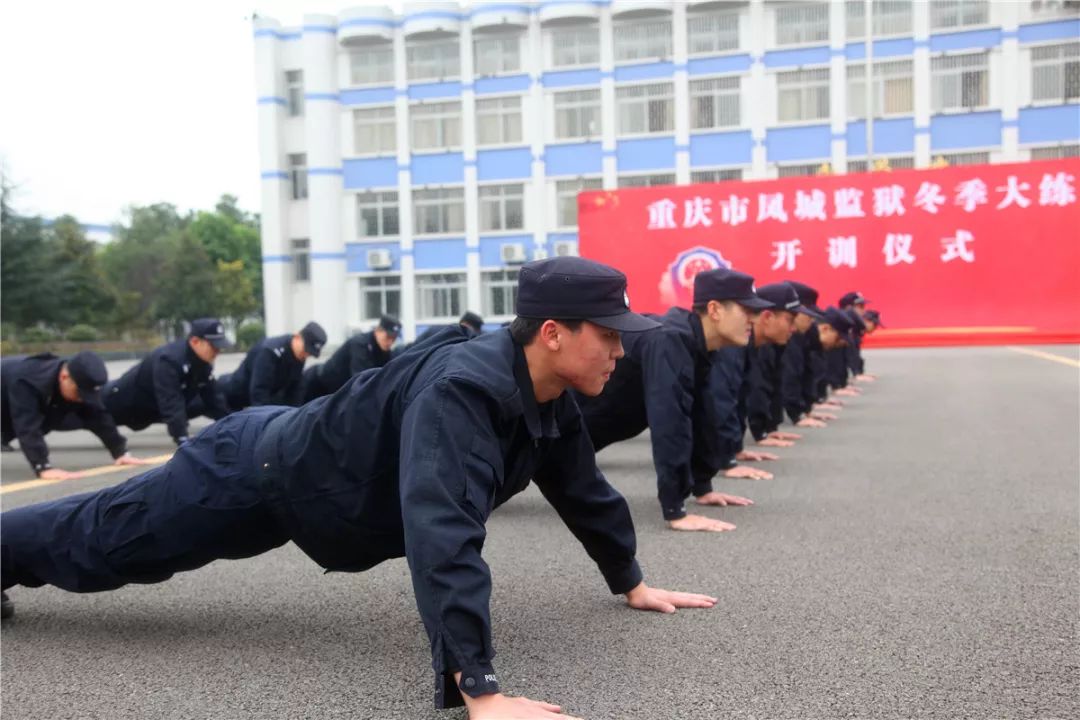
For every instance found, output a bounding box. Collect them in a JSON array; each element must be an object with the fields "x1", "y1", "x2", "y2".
[
  {"x1": 511, "y1": 340, "x2": 560, "y2": 441},
  {"x1": 687, "y1": 311, "x2": 708, "y2": 355}
]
